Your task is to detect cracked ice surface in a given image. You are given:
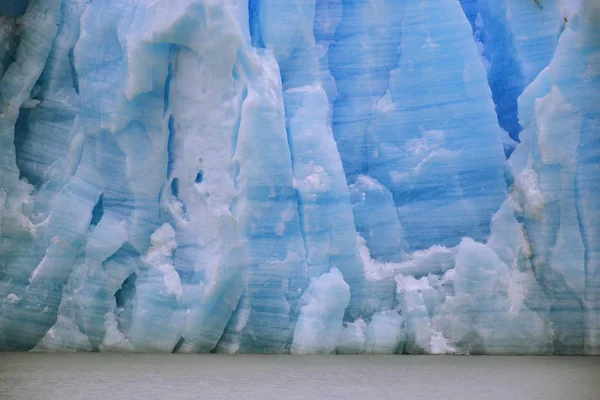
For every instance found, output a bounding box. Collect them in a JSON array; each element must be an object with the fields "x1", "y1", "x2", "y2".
[{"x1": 0, "y1": 0, "x2": 598, "y2": 355}]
